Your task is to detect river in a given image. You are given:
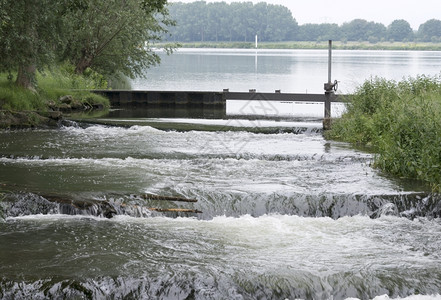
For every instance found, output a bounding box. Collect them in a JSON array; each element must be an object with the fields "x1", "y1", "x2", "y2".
[{"x1": 1, "y1": 49, "x2": 441, "y2": 299}]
